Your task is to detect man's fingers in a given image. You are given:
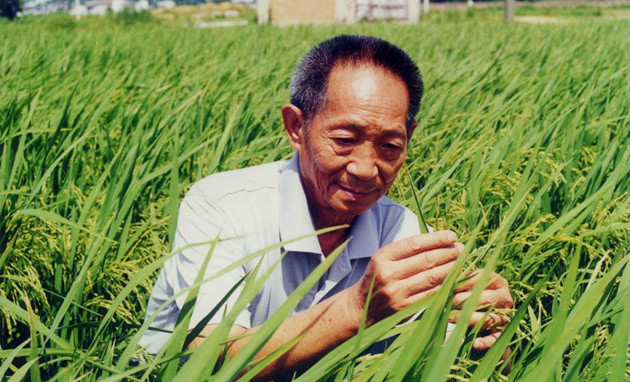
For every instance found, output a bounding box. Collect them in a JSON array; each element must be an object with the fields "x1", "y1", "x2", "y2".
[
  {"x1": 456, "y1": 270, "x2": 504, "y2": 291},
  {"x1": 382, "y1": 231, "x2": 458, "y2": 261},
  {"x1": 403, "y1": 260, "x2": 457, "y2": 296},
  {"x1": 452, "y1": 288, "x2": 513, "y2": 309},
  {"x1": 396, "y1": 243, "x2": 463, "y2": 278},
  {"x1": 455, "y1": 270, "x2": 481, "y2": 292},
  {"x1": 446, "y1": 310, "x2": 510, "y2": 351},
  {"x1": 404, "y1": 284, "x2": 442, "y2": 306},
  {"x1": 454, "y1": 271, "x2": 513, "y2": 309},
  {"x1": 456, "y1": 271, "x2": 508, "y2": 292},
  {"x1": 449, "y1": 311, "x2": 510, "y2": 331},
  {"x1": 472, "y1": 331, "x2": 501, "y2": 351}
]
